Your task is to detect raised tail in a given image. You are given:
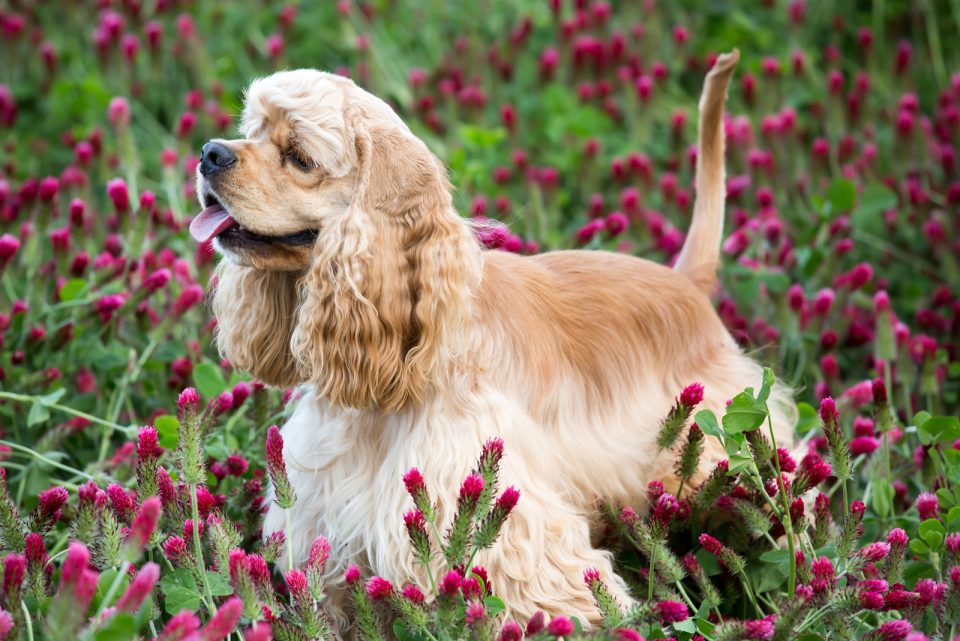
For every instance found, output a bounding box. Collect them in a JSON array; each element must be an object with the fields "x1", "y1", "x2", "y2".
[{"x1": 673, "y1": 49, "x2": 739, "y2": 293}]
